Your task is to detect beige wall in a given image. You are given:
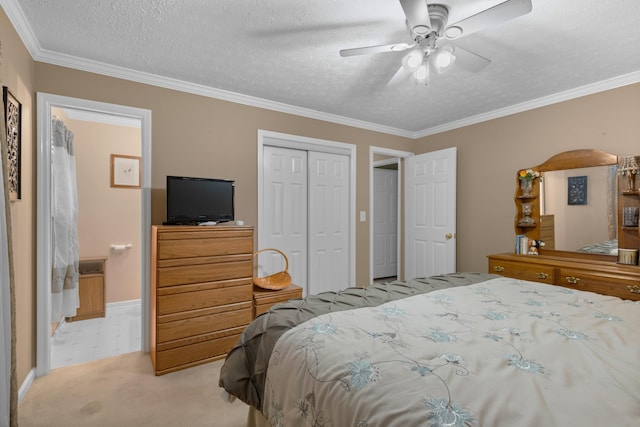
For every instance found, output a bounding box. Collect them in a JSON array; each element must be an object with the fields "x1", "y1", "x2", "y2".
[
  {"x1": 34, "y1": 62, "x2": 415, "y2": 287},
  {"x1": 52, "y1": 108, "x2": 142, "y2": 303},
  {"x1": 3, "y1": 5, "x2": 640, "y2": 393},
  {"x1": 416, "y1": 84, "x2": 640, "y2": 273},
  {"x1": 1, "y1": 8, "x2": 36, "y2": 390}
]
